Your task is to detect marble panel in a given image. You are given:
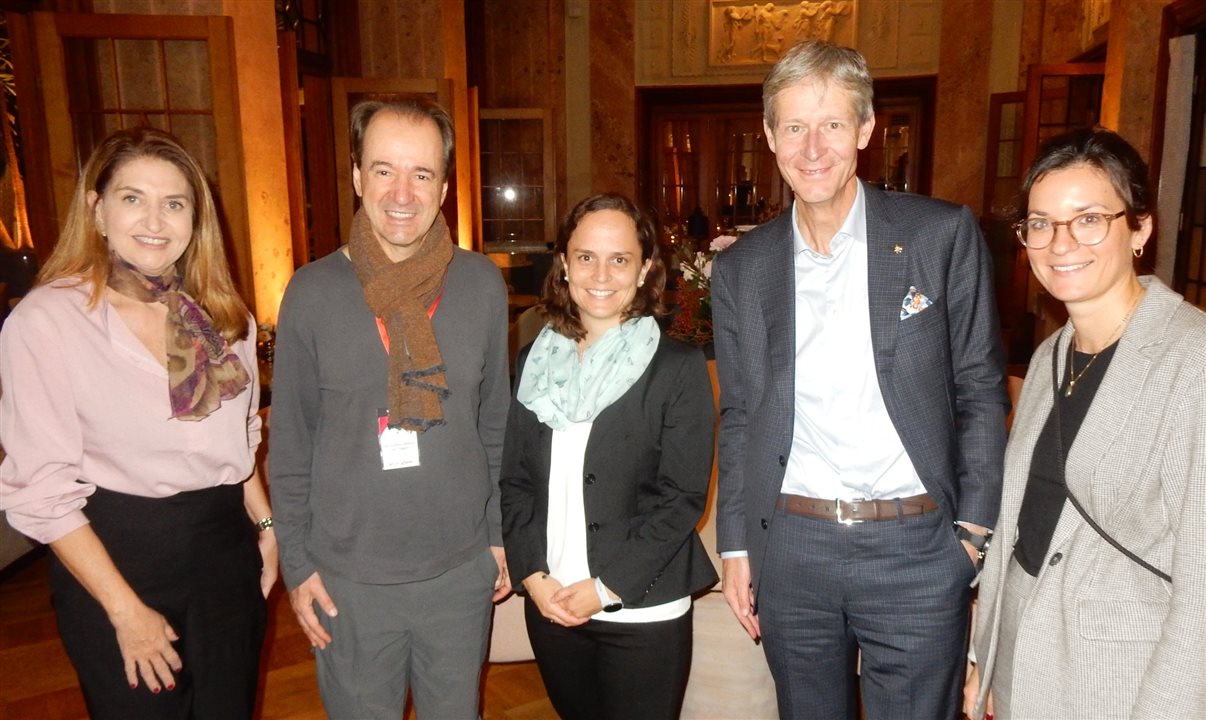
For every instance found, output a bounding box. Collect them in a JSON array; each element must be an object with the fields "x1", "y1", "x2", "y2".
[
  {"x1": 591, "y1": 0, "x2": 637, "y2": 196},
  {"x1": 932, "y1": 0, "x2": 992, "y2": 211}
]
